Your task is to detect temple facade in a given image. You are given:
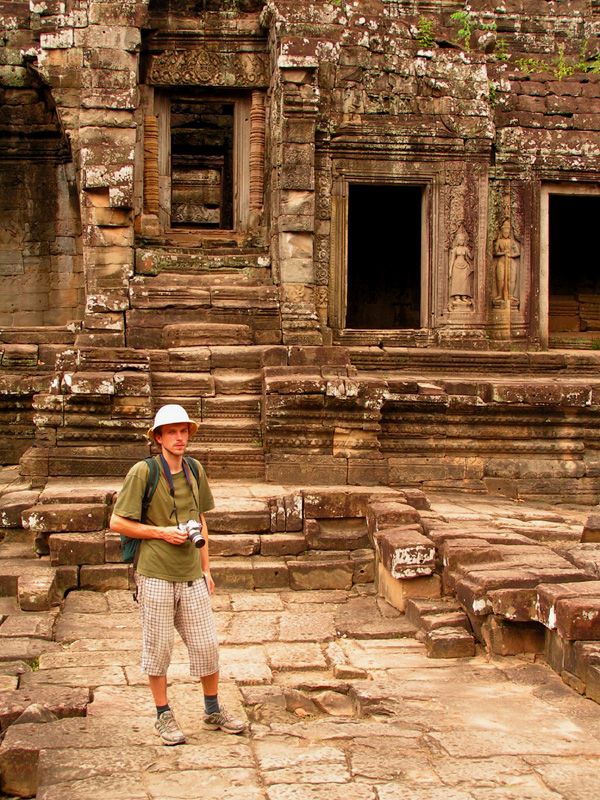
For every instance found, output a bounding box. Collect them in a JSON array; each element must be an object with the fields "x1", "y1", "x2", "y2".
[{"x1": 2, "y1": 0, "x2": 600, "y2": 501}]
